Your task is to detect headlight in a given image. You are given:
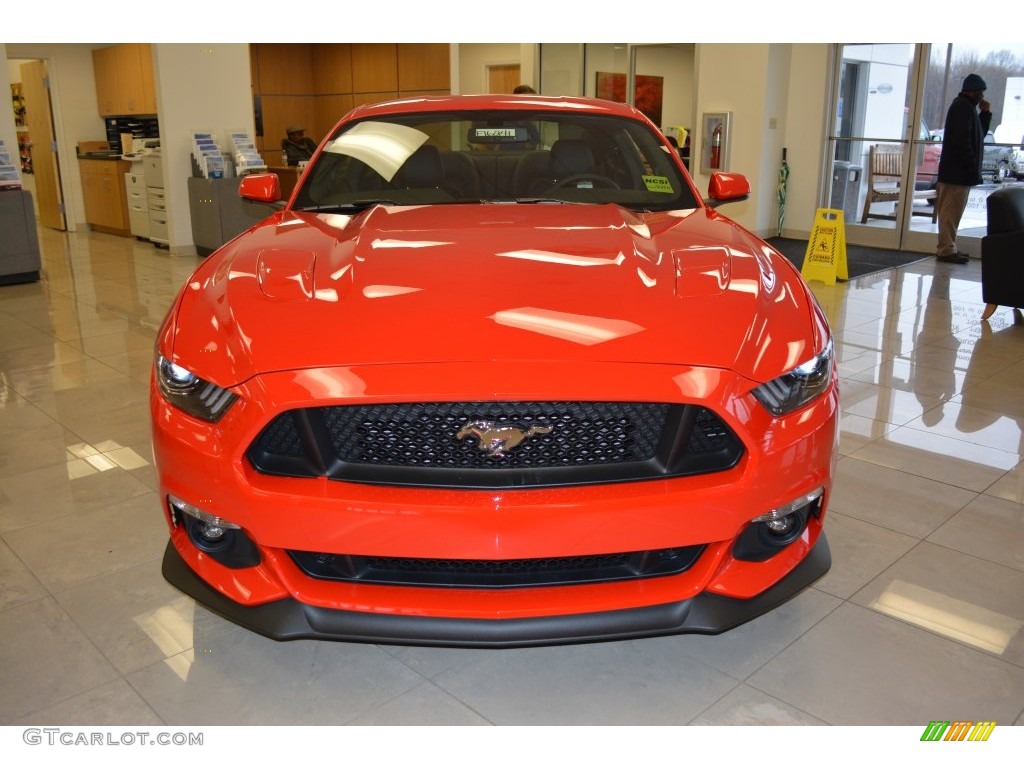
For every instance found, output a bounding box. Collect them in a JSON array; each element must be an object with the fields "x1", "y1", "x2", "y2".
[
  {"x1": 751, "y1": 339, "x2": 834, "y2": 416},
  {"x1": 156, "y1": 355, "x2": 237, "y2": 422}
]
